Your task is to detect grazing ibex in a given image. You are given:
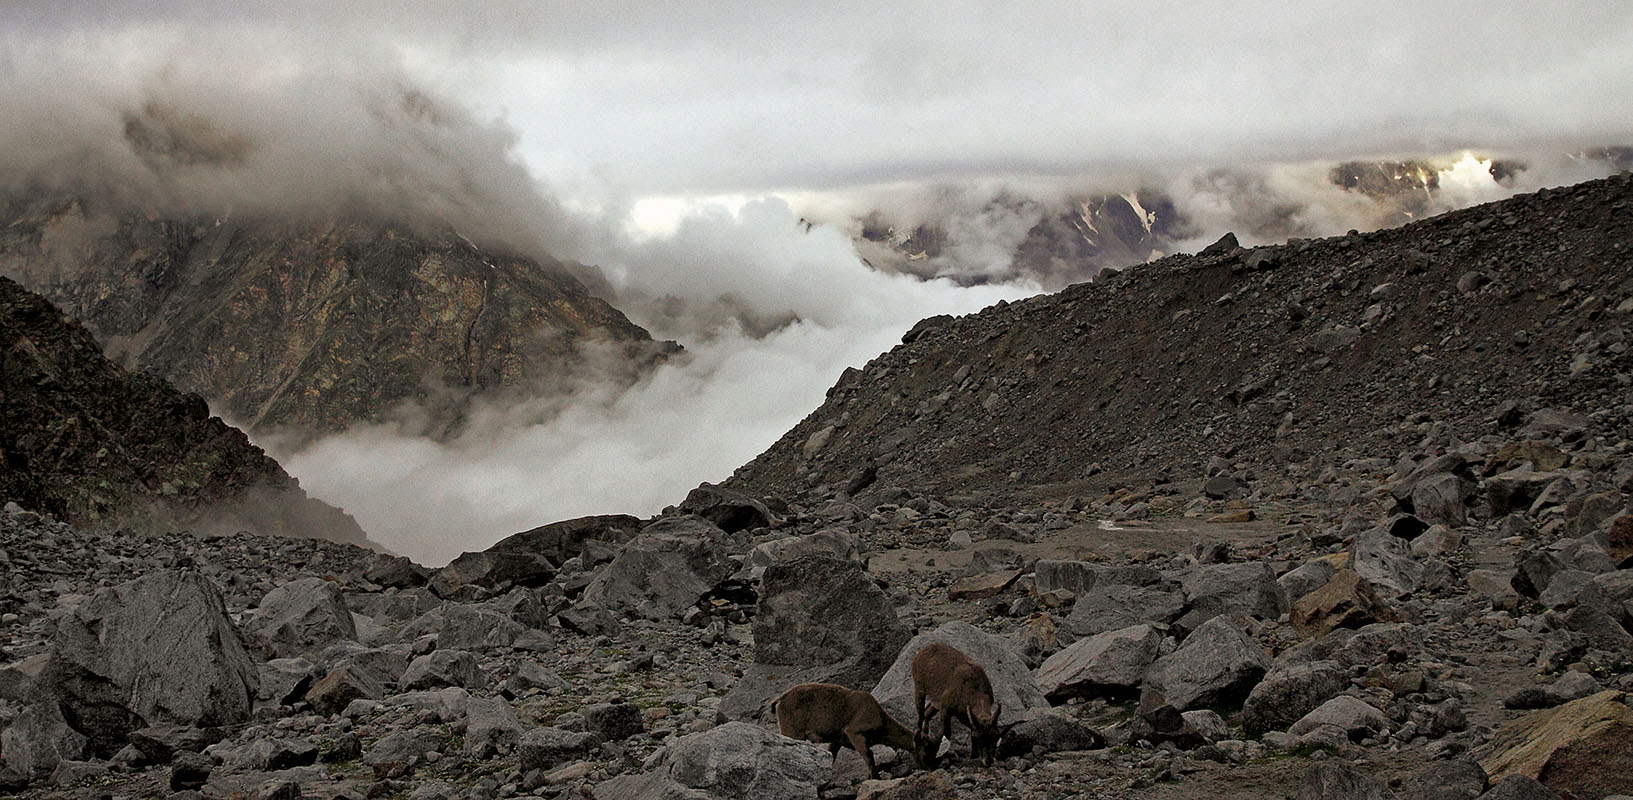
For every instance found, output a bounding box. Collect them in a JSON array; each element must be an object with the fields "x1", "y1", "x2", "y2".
[
  {"x1": 772, "y1": 682, "x2": 937, "y2": 778},
  {"x1": 912, "y1": 642, "x2": 1005, "y2": 766}
]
